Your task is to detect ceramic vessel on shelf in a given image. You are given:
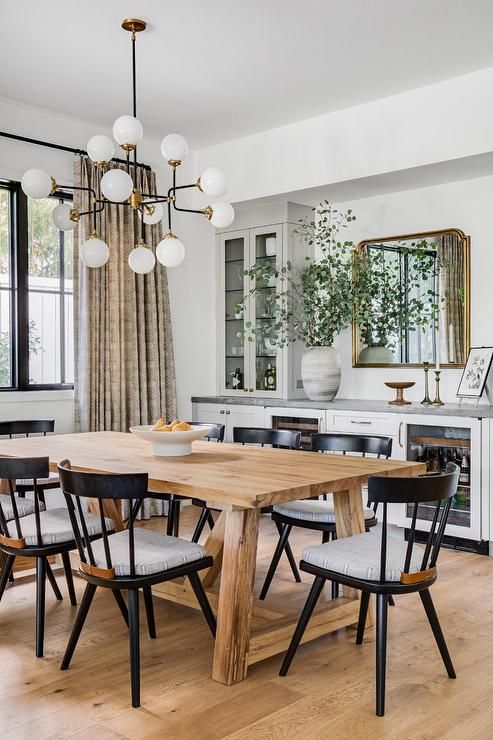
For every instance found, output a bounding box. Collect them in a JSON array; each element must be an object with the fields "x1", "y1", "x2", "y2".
[
  {"x1": 265, "y1": 237, "x2": 276, "y2": 256},
  {"x1": 129, "y1": 424, "x2": 214, "y2": 457},
  {"x1": 301, "y1": 346, "x2": 341, "y2": 401},
  {"x1": 359, "y1": 345, "x2": 395, "y2": 364},
  {"x1": 385, "y1": 381, "x2": 415, "y2": 406}
]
